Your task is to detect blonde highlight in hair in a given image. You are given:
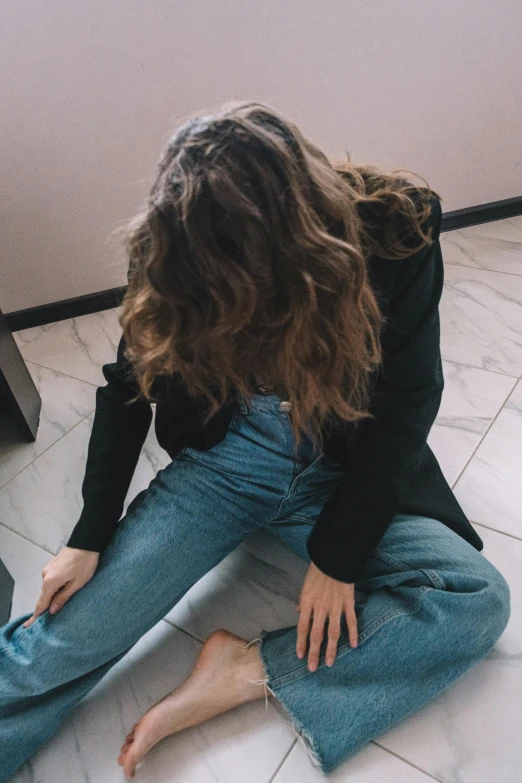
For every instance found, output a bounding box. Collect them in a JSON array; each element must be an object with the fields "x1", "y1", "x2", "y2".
[{"x1": 117, "y1": 100, "x2": 441, "y2": 453}]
